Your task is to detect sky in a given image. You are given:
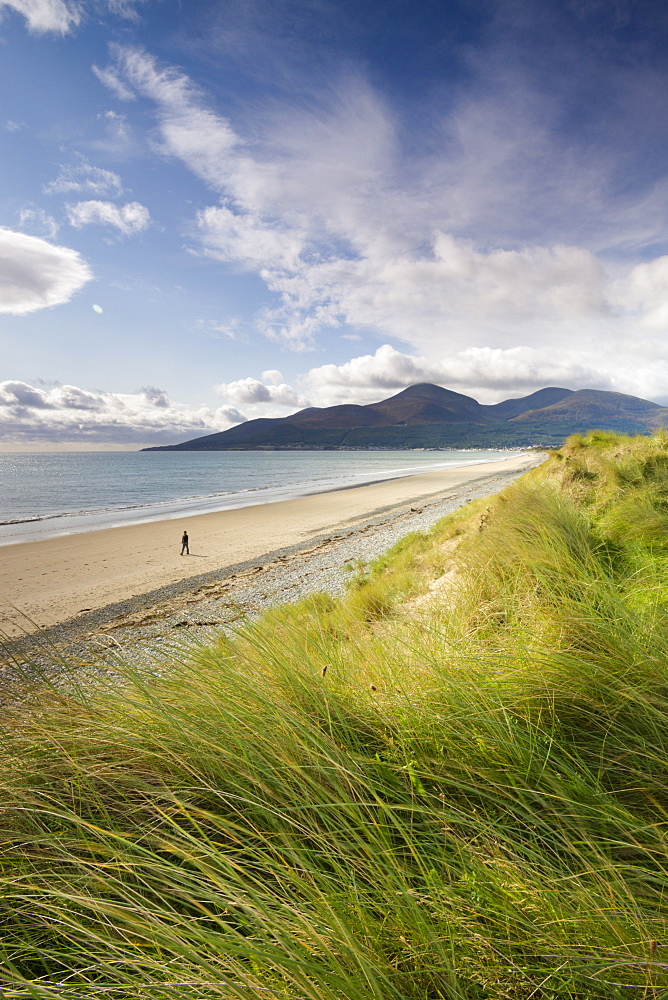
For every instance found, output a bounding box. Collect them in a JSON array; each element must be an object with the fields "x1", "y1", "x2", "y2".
[{"x1": 2, "y1": 0, "x2": 668, "y2": 448}]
